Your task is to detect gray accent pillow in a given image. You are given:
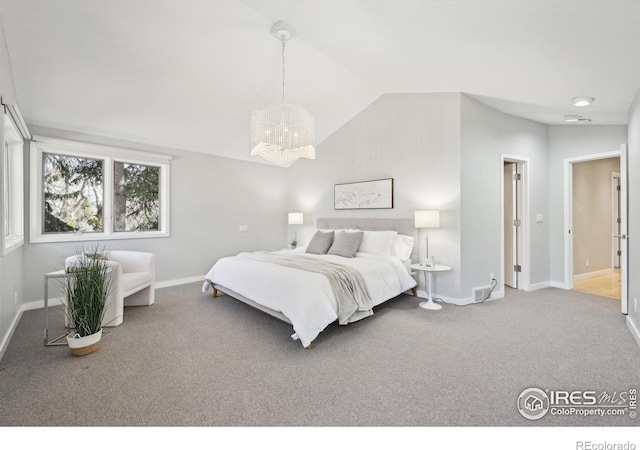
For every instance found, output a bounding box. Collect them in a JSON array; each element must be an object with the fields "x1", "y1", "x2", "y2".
[
  {"x1": 327, "y1": 230, "x2": 364, "y2": 258},
  {"x1": 305, "y1": 230, "x2": 335, "y2": 254}
]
